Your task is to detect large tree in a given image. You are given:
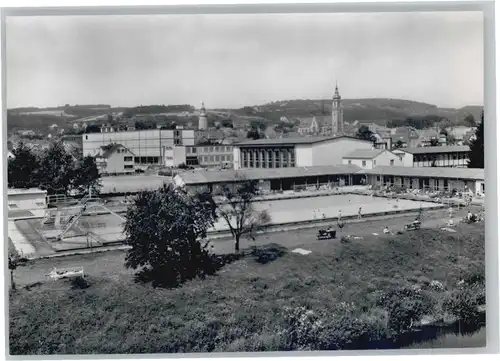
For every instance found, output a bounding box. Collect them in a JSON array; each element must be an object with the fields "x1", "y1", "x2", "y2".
[
  {"x1": 463, "y1": 114, "x2": 477, "y2": 127},
  {"x1": 246, "y1": 128, "x2": 261, "y2": 140},
  {"x1": 123, "y1": 185, "x2": 218, "y2": 287},
  {"x1": 217, "y1": 178, "x2": 271, "y2": 252},
  {"x1": 355, "y1": 125, "x2": 376, "y2": 143},
  {"x1": 7, "y1": 143, "x2": 41, "y2": 188},
  {"x1": 468, "y1": 111, "x2": 484, "y2": 168},
  {"x1": 72, "y1": 155, "x2": 102, "y2": 197},
  {"x1": 38, "y1": 142, "x2": 76, "y2": 195}
]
